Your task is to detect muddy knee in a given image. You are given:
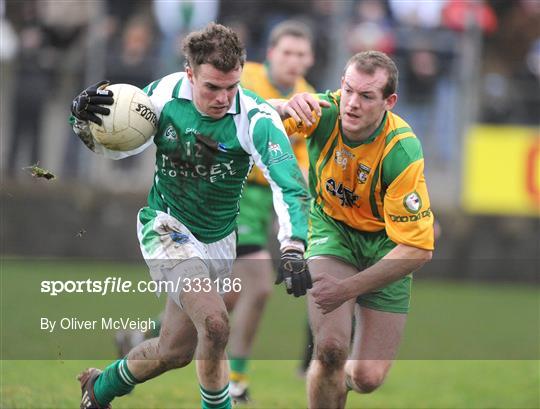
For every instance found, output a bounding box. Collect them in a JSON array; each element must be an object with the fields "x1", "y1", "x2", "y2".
[
  {"x1": 315, "y1": 338, "x2": 349, "y2": 371},
  {"x1": 202, "y1": 311, "x2": 230, "y2": 350}
]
